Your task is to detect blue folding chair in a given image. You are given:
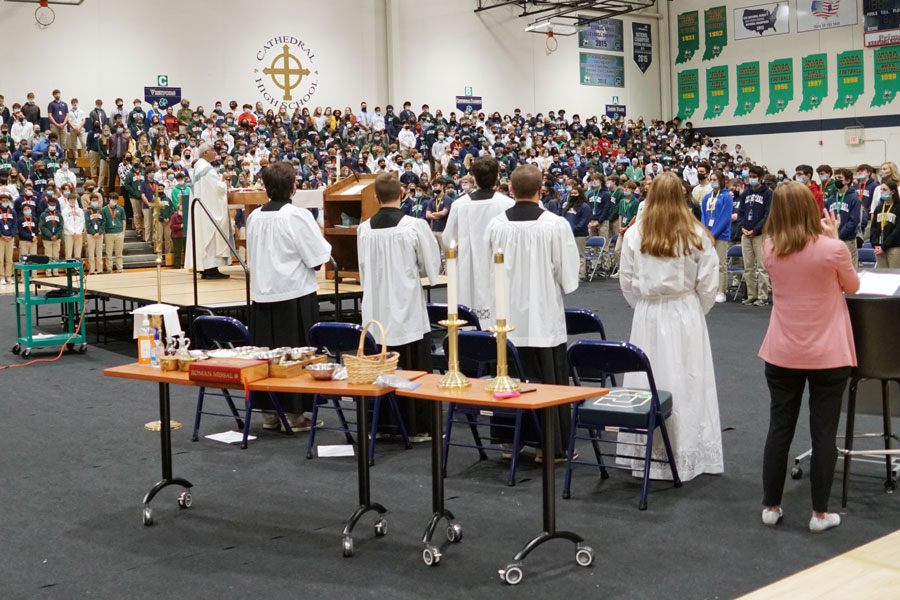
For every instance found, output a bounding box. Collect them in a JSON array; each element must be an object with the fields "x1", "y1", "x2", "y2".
[
  {"x1": 426, "y1": 303, "x2": 482, "y2": 374},
  {"x1": 862, "y1": 240, "x2": 873, "y2": 249},
  {"x1": 306, "y1": 322, "x2": 411, "y2": 465},
  {"x1": 585, "y1": 236, "x2": 607, "y2": 281},
  {"x1": 859, "y1": 247, "x2": 877, "y2": 269},
  {"x1": 564, "y1": 309, "x2": 607, "y2": 339},
  {"x1": 190, "y1": 316, "x2": 290, "y2": 449},
  {"x1": 564, "y1": 340, "x2": 681, "y2": 510},
  {"x1": 442, "y1": 330, "x2": 541, "y2": 486},
  {"x1": 726, "y1": 244, "x2": 745, "y2": 301}
]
